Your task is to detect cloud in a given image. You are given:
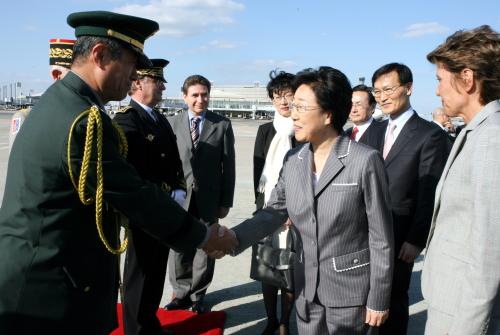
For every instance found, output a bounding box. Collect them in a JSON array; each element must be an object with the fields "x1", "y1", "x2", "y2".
[
  {"x1": 242, "y1": 59, "x2": 298, "y2": 72},
  {"x1": 23, "y1": 25, "x2": 37, "y2": 32},
  {"x1": 172, "y1": 39, "x2": 239, "y2": 56},
  {"x1": 205, "y1": 40, "x2": 237, "y2": 49},
  {"x1": 114, "y1": 0, "x2": 244, "y2": 37},
  {"x1": 400, "y1": 22, "x2": 449, "y2": 38}
]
